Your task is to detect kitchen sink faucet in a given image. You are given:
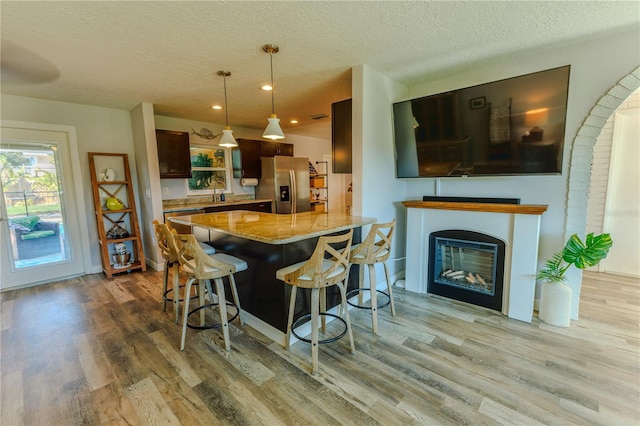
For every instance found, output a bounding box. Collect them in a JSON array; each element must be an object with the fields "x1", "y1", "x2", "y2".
[{"x1": 212, "y1": 180, "x2": 226, "y2": 203}]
